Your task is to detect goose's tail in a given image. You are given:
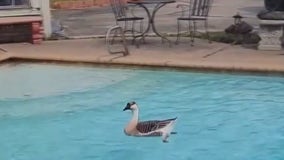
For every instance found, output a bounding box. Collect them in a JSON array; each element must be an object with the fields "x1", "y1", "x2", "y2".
[{"x1": 161, "y1": 118, "x2": 177, "y2": 143}]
